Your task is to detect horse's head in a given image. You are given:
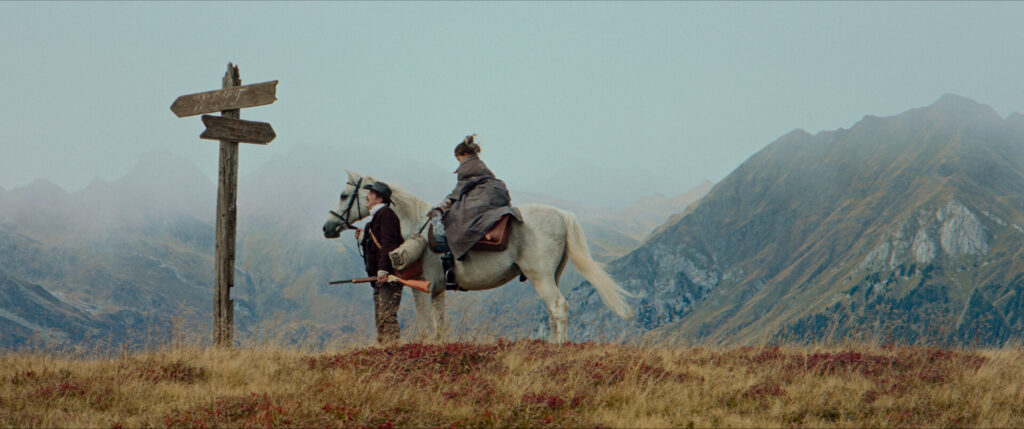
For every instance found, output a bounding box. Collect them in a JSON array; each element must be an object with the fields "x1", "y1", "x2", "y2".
[{"x1": 322, "y1": 170, "x2": 377, "y2": 239}]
